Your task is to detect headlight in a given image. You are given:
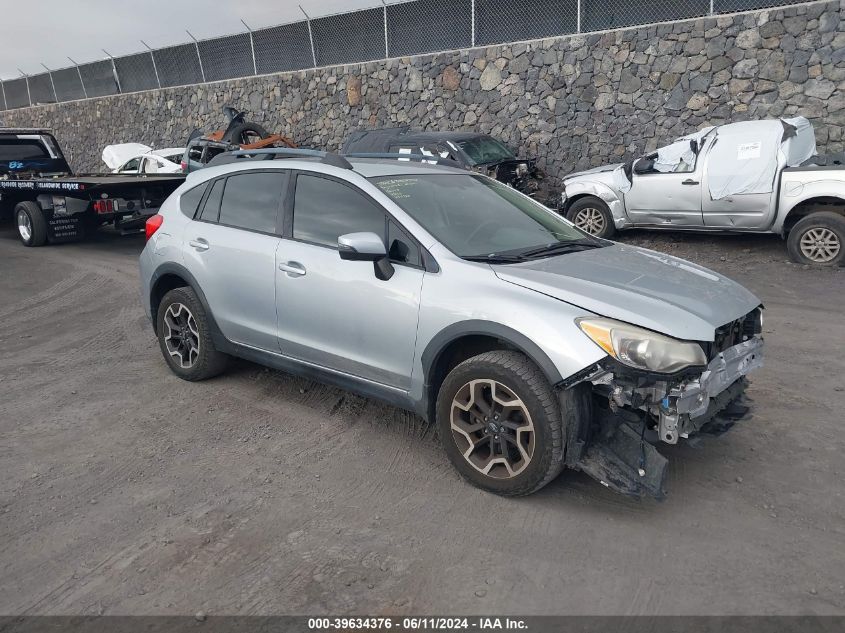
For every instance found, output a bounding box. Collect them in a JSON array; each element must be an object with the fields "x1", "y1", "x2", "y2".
[{"x1": 576, "y1": 317, "x2": 707, "y2": 373}]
